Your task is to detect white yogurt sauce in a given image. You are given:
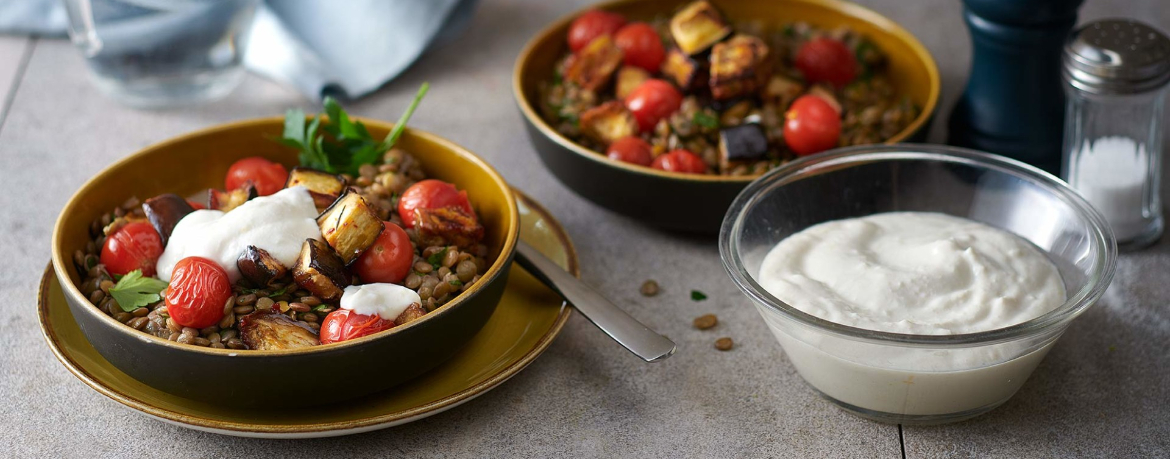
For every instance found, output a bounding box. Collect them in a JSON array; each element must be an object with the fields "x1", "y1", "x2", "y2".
[
  {"x1": 339, "y1": 283, "x2": 421, "y2": 321},
  {"x1": 157, "y1": 187, "x2": 322, "y2": 282},
  {"x1": 758, "y1": 212, "x2": 1065, "y2": 334}
]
